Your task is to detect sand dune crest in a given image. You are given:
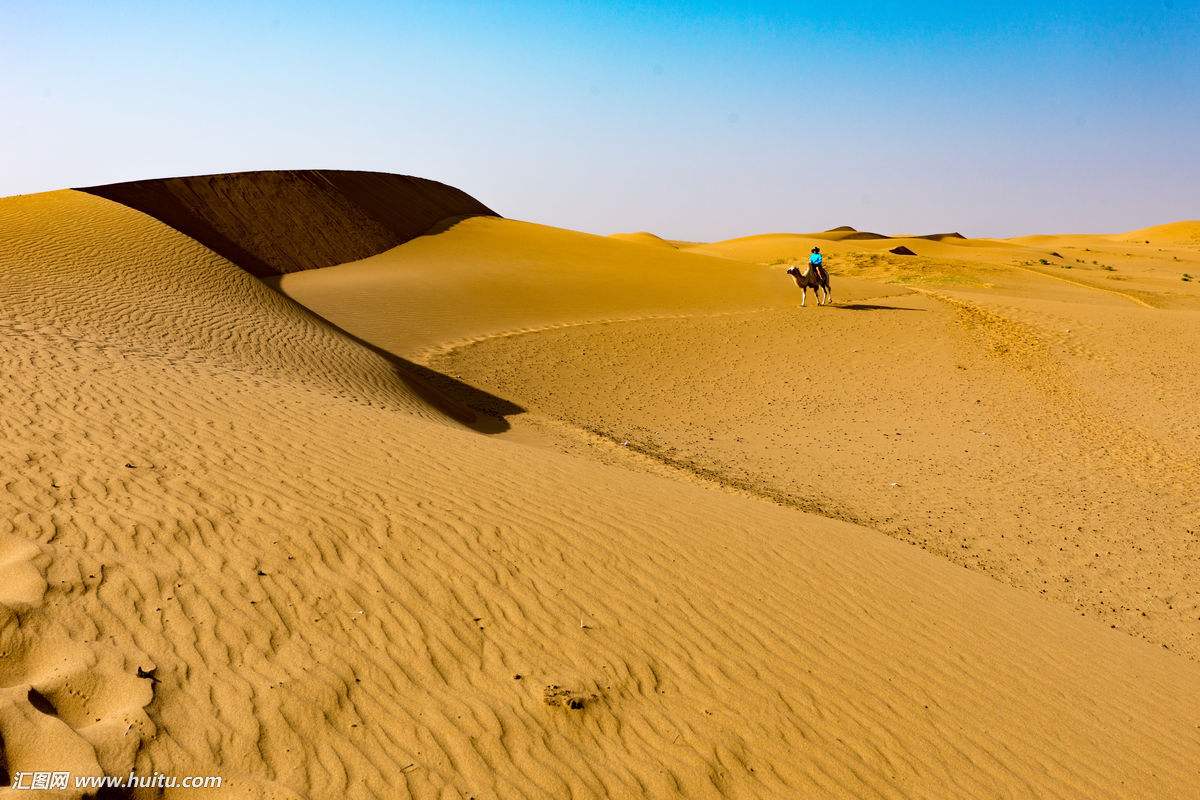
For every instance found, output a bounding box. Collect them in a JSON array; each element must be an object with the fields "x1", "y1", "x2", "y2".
[{"x1": 79, "y1": 169, "x2": 497, "y2": 277}]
